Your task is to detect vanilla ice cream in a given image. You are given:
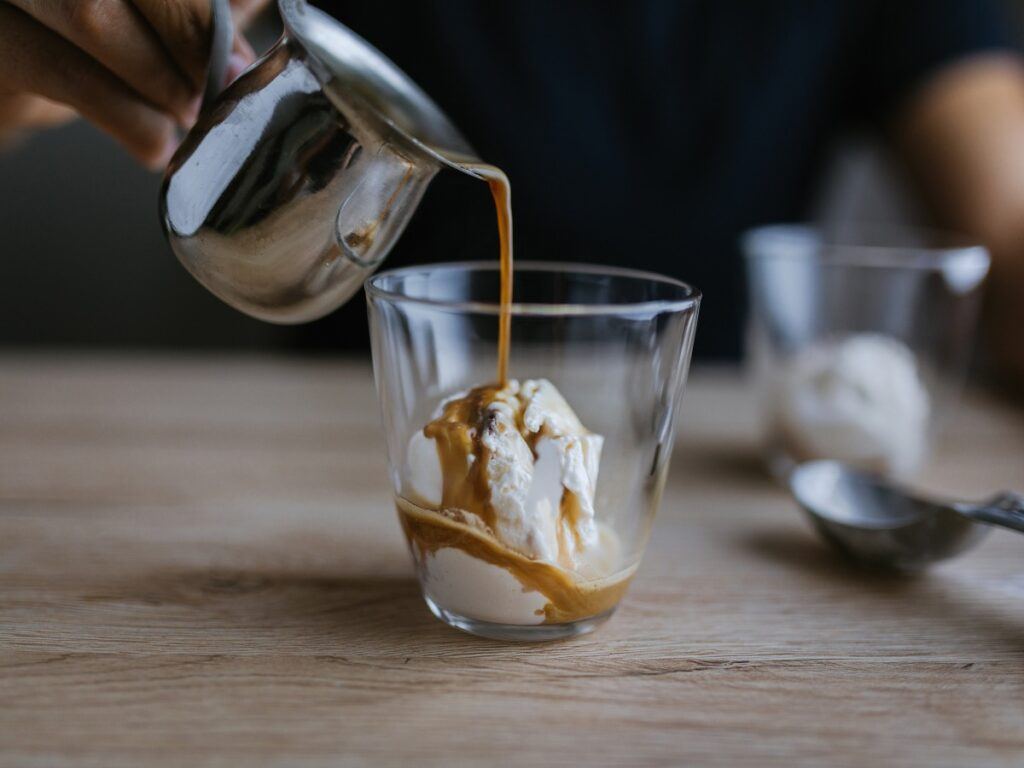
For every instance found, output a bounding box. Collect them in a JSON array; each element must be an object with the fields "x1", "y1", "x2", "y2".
[
  {"x1": 405, "y1": 378, "x2": 604, "y2": 568},
  {"x1": 397, "y1": 378, "x2": 629, "y2": 625},
  {"x1": 771, "y1": 334, "x2": 931, "y2": 477}
]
